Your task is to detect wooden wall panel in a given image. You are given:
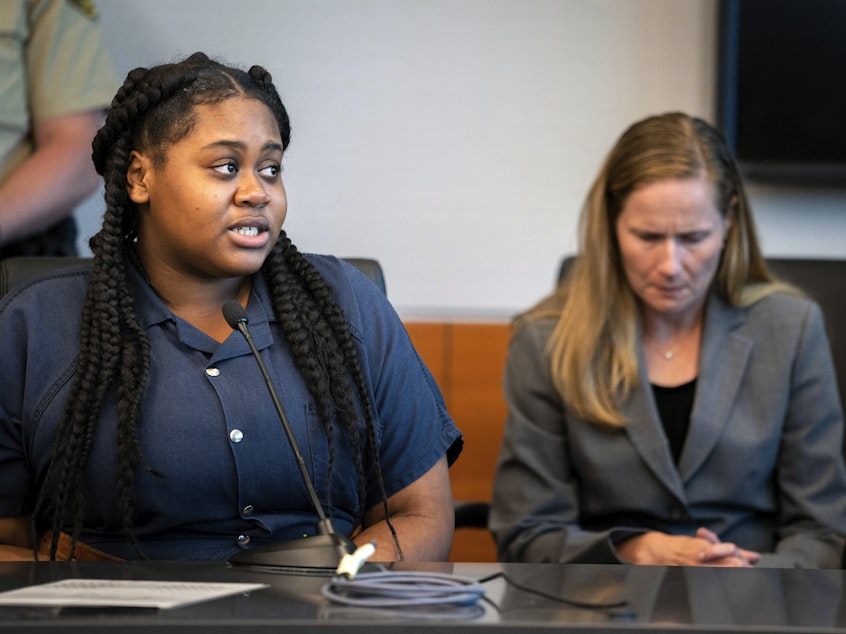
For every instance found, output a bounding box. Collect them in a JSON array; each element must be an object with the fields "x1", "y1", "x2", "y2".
[
  {"x1": 446, "y1": 323, "x2": 511, "y2": 503},
  {"x1": 402, "y1": 322, "x2": 447, "y2": 390},
  {"x1": 403, "y1": 320, "x2": 511, "y2": 562}
]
